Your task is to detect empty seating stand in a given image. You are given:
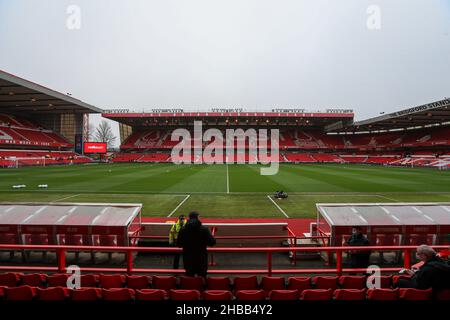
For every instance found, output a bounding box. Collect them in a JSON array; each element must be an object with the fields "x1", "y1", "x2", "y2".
[{"x1": 0, "y1": 273, "x2": 448, "y2": 301}]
